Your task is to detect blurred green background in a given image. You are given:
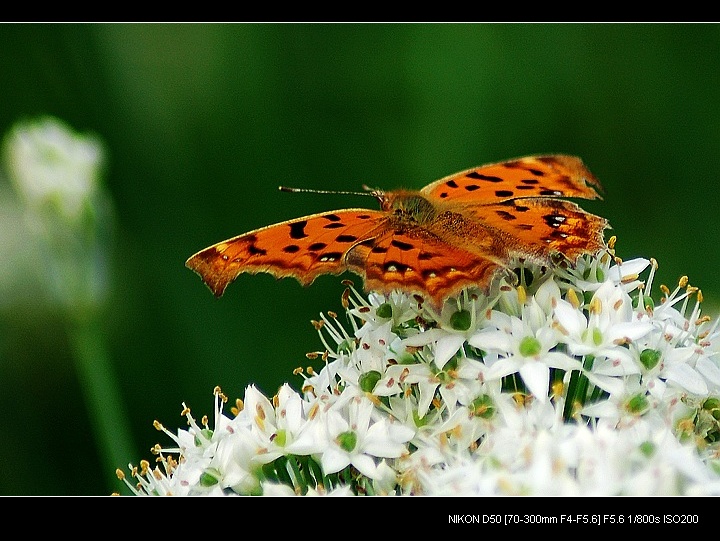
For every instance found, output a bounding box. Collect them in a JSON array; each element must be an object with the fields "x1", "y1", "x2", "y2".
[{"x1": 1, "y1": 23, "x2": 719, "y2": 495}]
